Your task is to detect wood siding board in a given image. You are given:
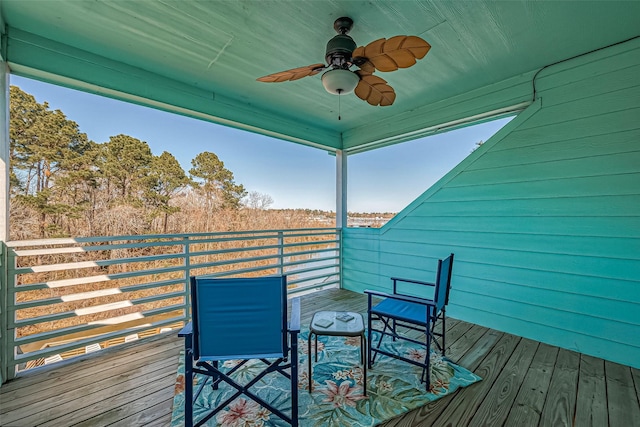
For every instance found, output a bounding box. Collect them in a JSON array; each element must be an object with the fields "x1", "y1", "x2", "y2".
[
  {"x1": 411, "y1": 195, "x2": 640, "y2": 218},
  {"x1": 342, "y1": 281, "x2": 383, "y2": 294},
  {"x1": 422, "y1": 245, "x2": 638, "y2": 282},
  {"x1": 519, "y1": 85, "x2": 640, "y2": 130},
  {"x1": 450, "y1": 304, "x2": 640, "y2": 369},
  {"x1": 378, "y1": 228, "x2": 640, "y2": 260},
  {"x1": 341, "y1": 271, "x2": 382, "y2": 292},
  {"x1": 451, "y1": 269, "x2": 639, "y2": 304},
  {"x1": 515, "y1": 108, "x2": 640, "y2": 145},
  {"x1": 342, "y1": 248, "x2": 379, "y2": 265},
  {"x1": 500, "y1": 105, "x2": 640, "y2": 156},
  {"x1": 466, "y1": 128, "x2": 640, "y2": 170},
  {"x1": 539, "y1": 348, "x2": 580, "y2": 426},
  {"x1": 342, "y1": 238, "x2": 380, "y2": 252},
  {"x1": 534, "y1": 38, "x2": 640, "y2": 92},
  {"x1": 435, "y1": 173, "x2": 640, "y2": 201},
  {"x1": 452, "y1": 277, "x2": 640, "y2": 325},
  {"x1": 452, "y1": 292, "x2": 640, "y2": 347},
  {"x1": 376, "y1": 252, "x2": 439, "y2": 272},
  {"x1": 376, "y1": 240, "x2": 455, "y2": 259},
  {"x1": 537, "y1": 51, "x2": 640, "y2": 98},
  {"x1": 451, "y1": 151, "x2": 640, "y2": 187},
  {"x1": 575, "y1": 354, "x2": 608, "y2": 427},
  {"x1": 393, "y1": 215, "x2": 640, "y2": 238},
  {"x1": 606, "y1": 361, "x2": 640, "y2": 426},
  {"x1": 494, "y1": 108, "x2": 640, "y2": 151},
  {"x1": 536, "y1": 65, "x2": 640, "y2": 109}
]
